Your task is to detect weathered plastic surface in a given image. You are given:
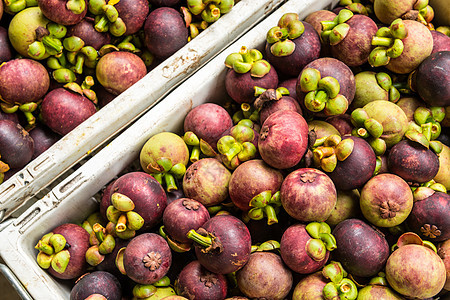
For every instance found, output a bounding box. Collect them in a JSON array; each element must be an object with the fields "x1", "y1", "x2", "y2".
[
  {"x1": 0, "y1": 0, "x2": 286, "y2": 222},
  {"x1": 0, "y1": 0, "x2": 338, "y2": 299}
]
